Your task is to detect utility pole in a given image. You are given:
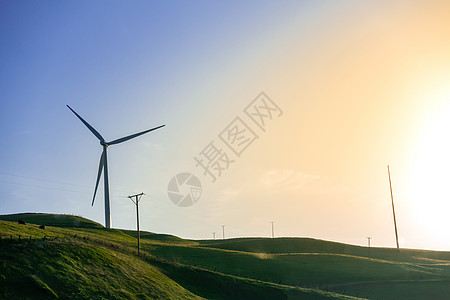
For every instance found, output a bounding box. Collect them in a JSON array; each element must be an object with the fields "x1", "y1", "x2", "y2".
[
  {"x1": 213, "y1": 232, "x2": 216, "y2": 240},
  {"x1": 270, "y1": 221, "x2": 275, "y2": 238},
  {"x1": 128, "y1": 192, "x2": 144, "y2": 255},
  {"x1": 387, "y1": 165, "x2": 400, "y2": 249},
  {"x1": 222, "y1": 225, "x2": 225, "y2": 239},
  {"x1": 366, "y1": 237, "x2": 372, "y2": 259}
]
